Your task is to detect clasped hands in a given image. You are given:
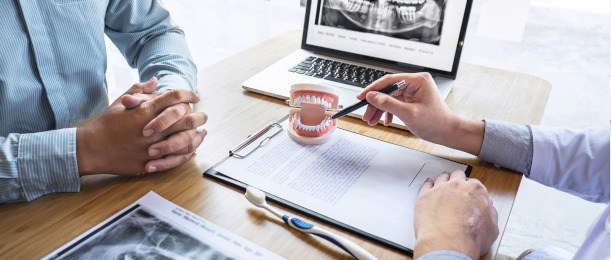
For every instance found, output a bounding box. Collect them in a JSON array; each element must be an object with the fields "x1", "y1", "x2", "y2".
[{"x1": 76, "y1": 77, "x2": 207, "y2": 176}]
